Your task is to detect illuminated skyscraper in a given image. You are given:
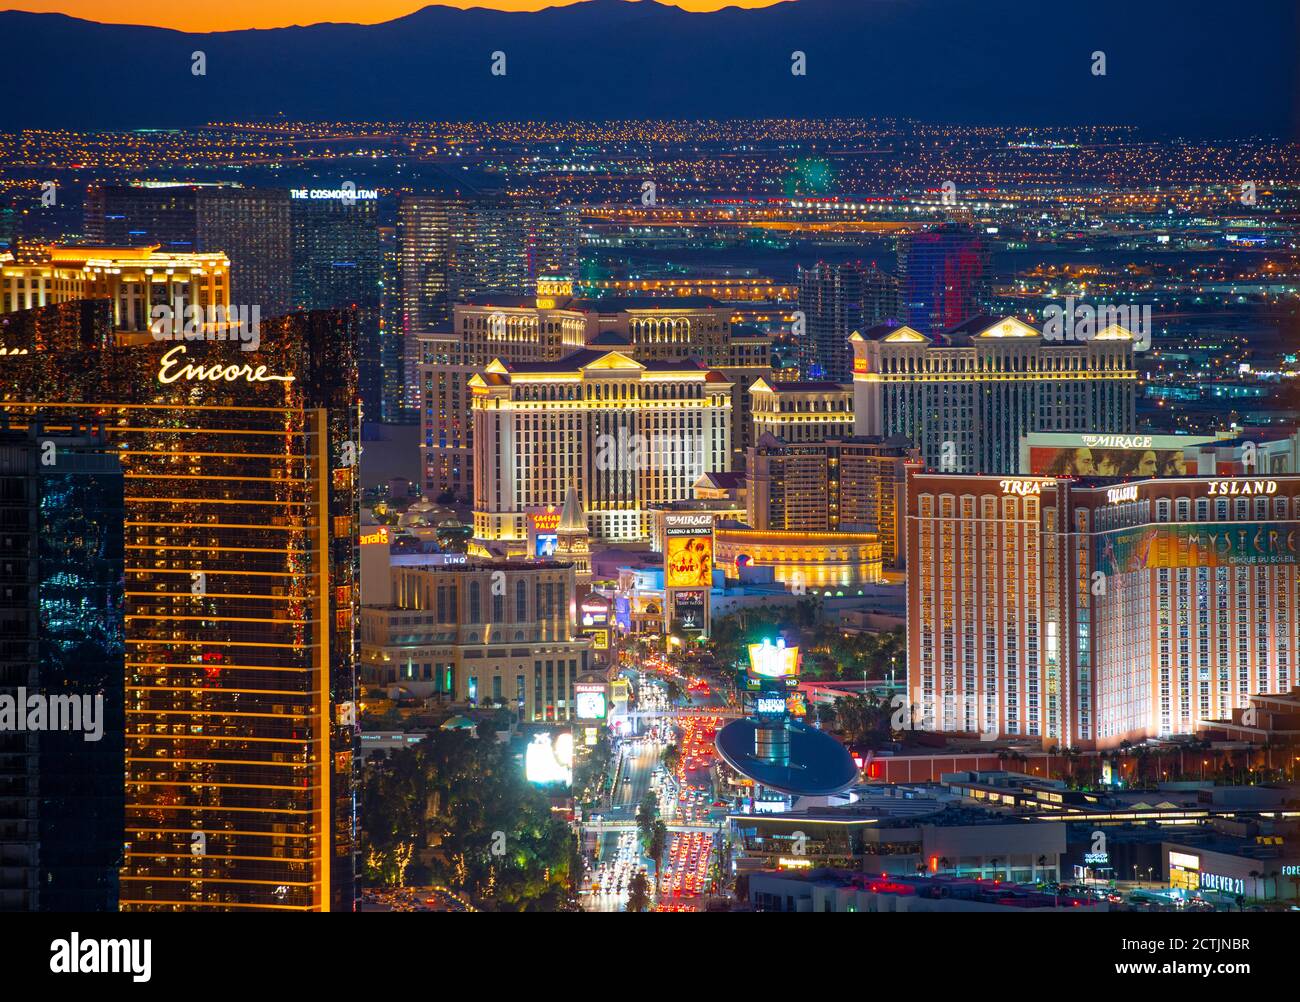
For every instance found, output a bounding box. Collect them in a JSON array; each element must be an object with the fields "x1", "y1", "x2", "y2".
[
  {"x1": 84, "y1": 184, "x2": 199, "y2": 251},
  {"x1": 85, "y1": 184, "x2": 291, "y2": 316},
  {"x1": 907, "y1": 470, "x2": 1300, "y2": 748},
  {"x1": 851, "y1": 316, "x2": 1137, "y2": 475},
  {"x1": 290, "y1": 190, "x2": 381, "y2": 422},
  {"x1": 471, "y1": 349, "x2": 733, "y2": 547},
  {"x1": 398, "y1": 195, "x2": 579, "y2": 413},
  {"x1": 0, "y1": 307, "x2": 360, "y2": 911},
  {"x1": 196, "y1": 187, "x2": 292, "y2": 317},
  {"x1": 896, "y1": 227, "x2": 990, "y2": 335},
  {"x1": 795, "y1": 261, "x2": 899, "y2": 381},
  {"x1": 745, "y1": 433, "x2": 913, "y2": 566},
  {"x1": 417, "y1": 291, "x2": 760, "y2": 502}
]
